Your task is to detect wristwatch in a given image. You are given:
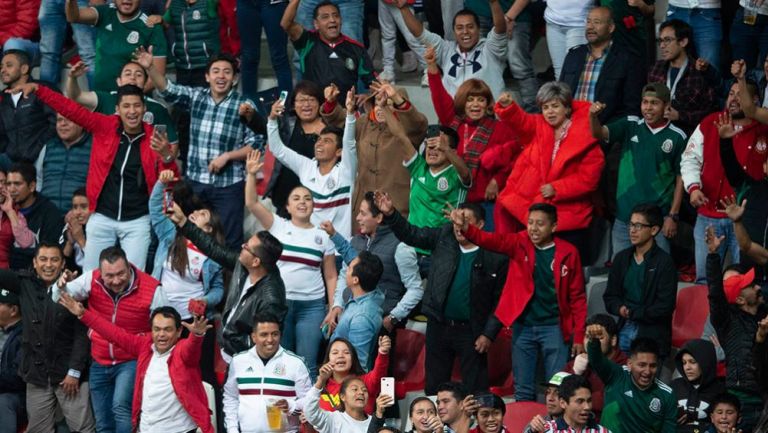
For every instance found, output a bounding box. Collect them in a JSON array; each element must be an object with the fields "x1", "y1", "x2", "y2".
[
  {"x1": 388, "y1": 315, "x2": 400, "y2": 326},
  {"x1": 666, "y1": 213, "x2": 679, "y2": 222}
]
